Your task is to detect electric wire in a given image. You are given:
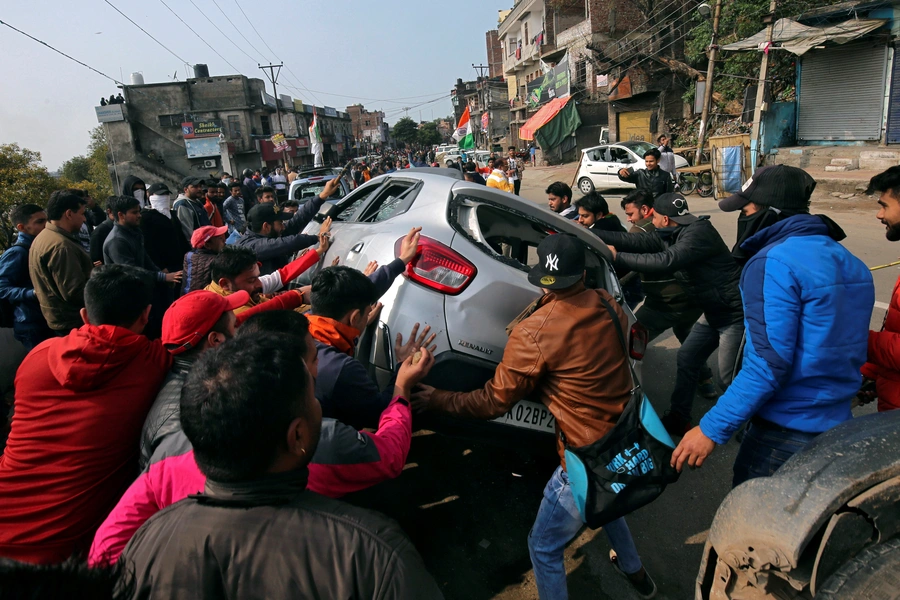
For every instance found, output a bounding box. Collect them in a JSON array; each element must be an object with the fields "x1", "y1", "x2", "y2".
[
  {"x1": 185, "y1": 0, "x2": 259, "y2": 65},
  {"x1": 101, "y1": 0, "x2": 191, "y2": 66},
  {"x1": 208, "y1": 0, "x2": 270, "y2": 63},
  {"x1": 157, "y1": 0, "x2": 241, "y2": 74}
]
